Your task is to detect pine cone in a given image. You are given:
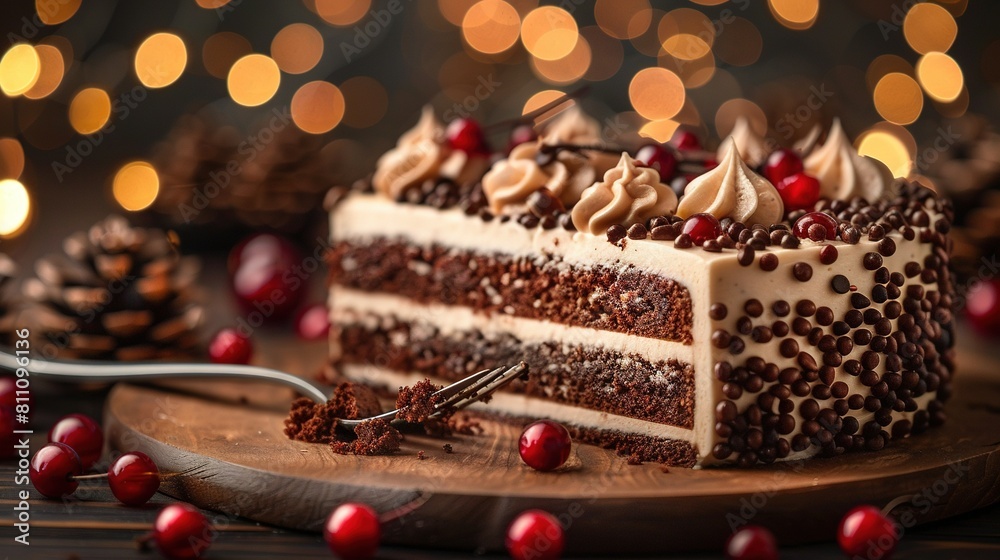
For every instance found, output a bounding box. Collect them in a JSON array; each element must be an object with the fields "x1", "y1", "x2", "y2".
[
  {"x1": 0, "y1": 252, "x2": 16, "y2": 346},
  {"x1": 23, "y1": 216, "x2": 203, "y2": 361}
]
